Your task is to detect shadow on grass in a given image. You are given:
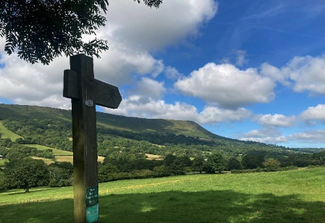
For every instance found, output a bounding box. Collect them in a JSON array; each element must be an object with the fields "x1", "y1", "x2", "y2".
[
  {"x1": 1, "y1": 190, "x2": 325, "y2": 223},
  {"x1": 6, "y1": 188, "x2": 53, "y2": 196}
]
